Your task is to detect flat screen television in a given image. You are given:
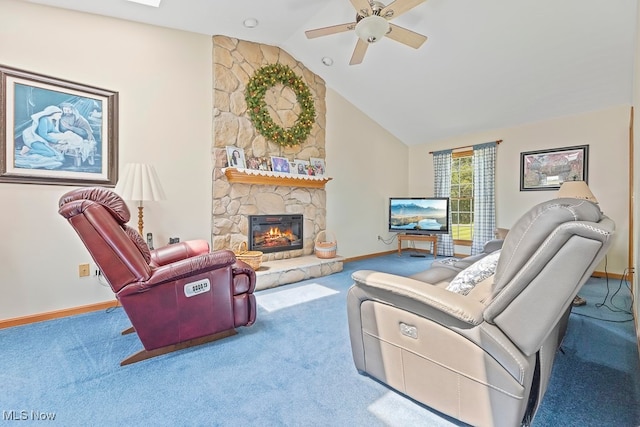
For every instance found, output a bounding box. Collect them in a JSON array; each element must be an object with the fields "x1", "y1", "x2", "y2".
[{"x1": 388, "y1": 197, "x2": 450, "y2": 235}]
